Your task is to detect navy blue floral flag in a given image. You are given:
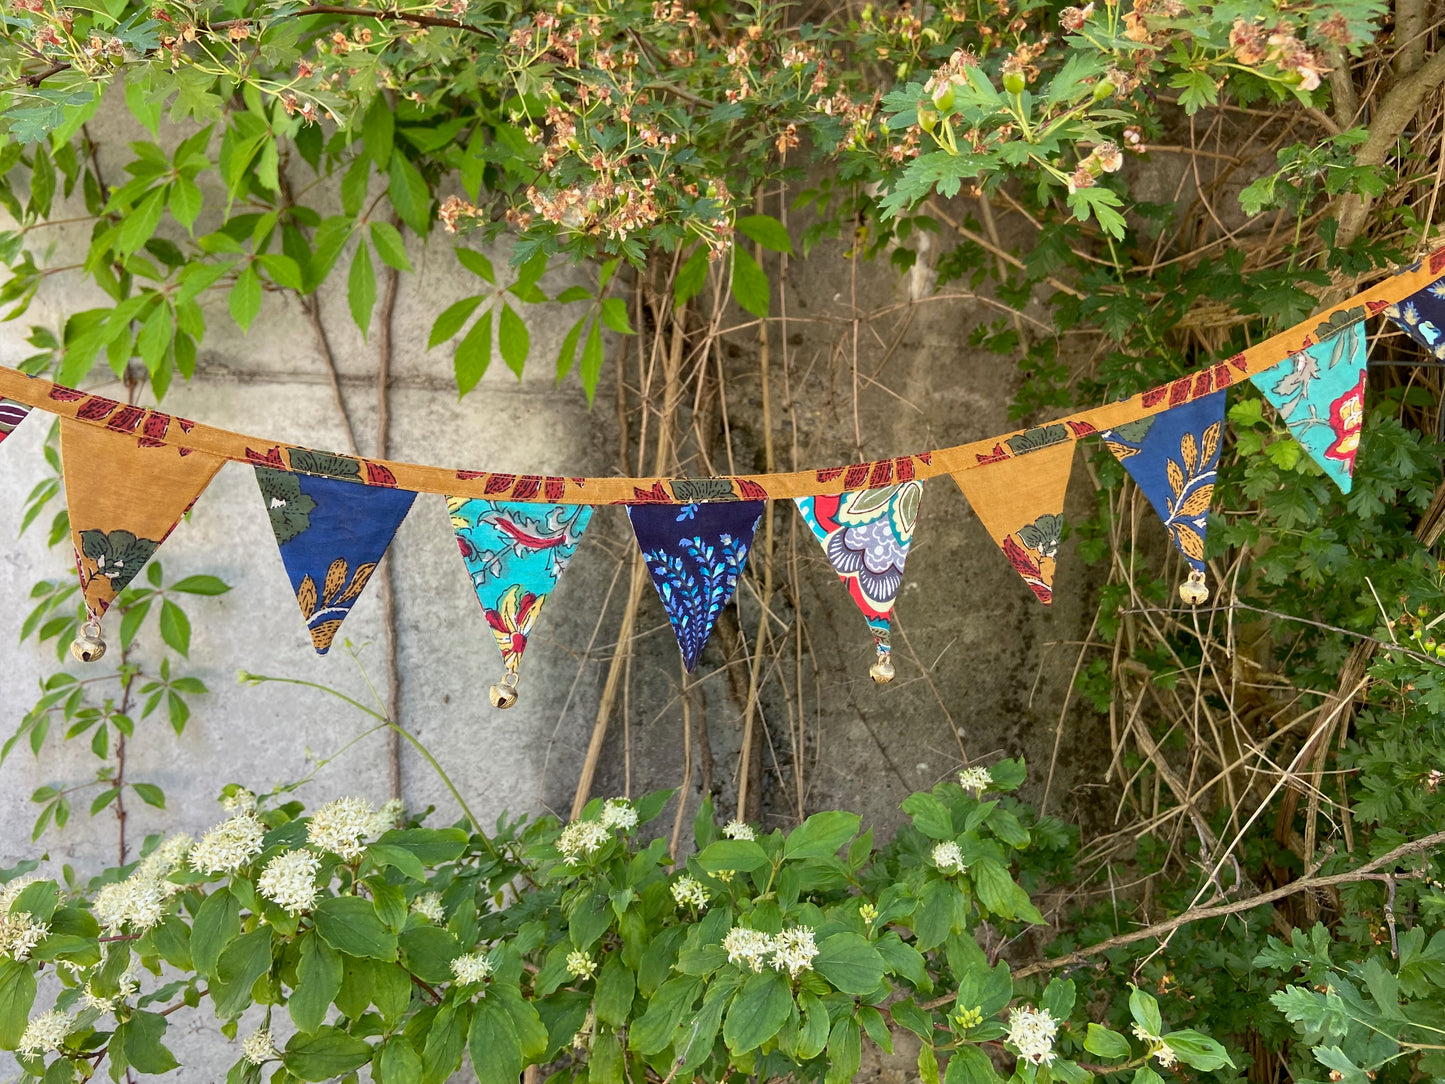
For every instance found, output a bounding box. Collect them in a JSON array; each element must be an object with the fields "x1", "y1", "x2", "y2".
[
  {"x1": 254, "y1": 467, "x2": 417, "y2": 654},
  {"x1": 1384, "y1": 278, "x2": 1445, "y2": 359},
  {"x1": 1099, "y1": 389, "x2": 1225, "y2": 574},
  {"x1": 628, "y1": 500, "x2": 765, "y2": 671}
]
